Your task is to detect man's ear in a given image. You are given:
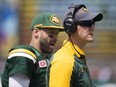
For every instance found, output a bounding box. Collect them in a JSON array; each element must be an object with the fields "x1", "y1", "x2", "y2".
[
  {"x1": 33, "y1": 28, "x2": 40, "y2": 38},
  {"x1": 33, "y1": 28, "x2": 39, "y2": 32}
]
